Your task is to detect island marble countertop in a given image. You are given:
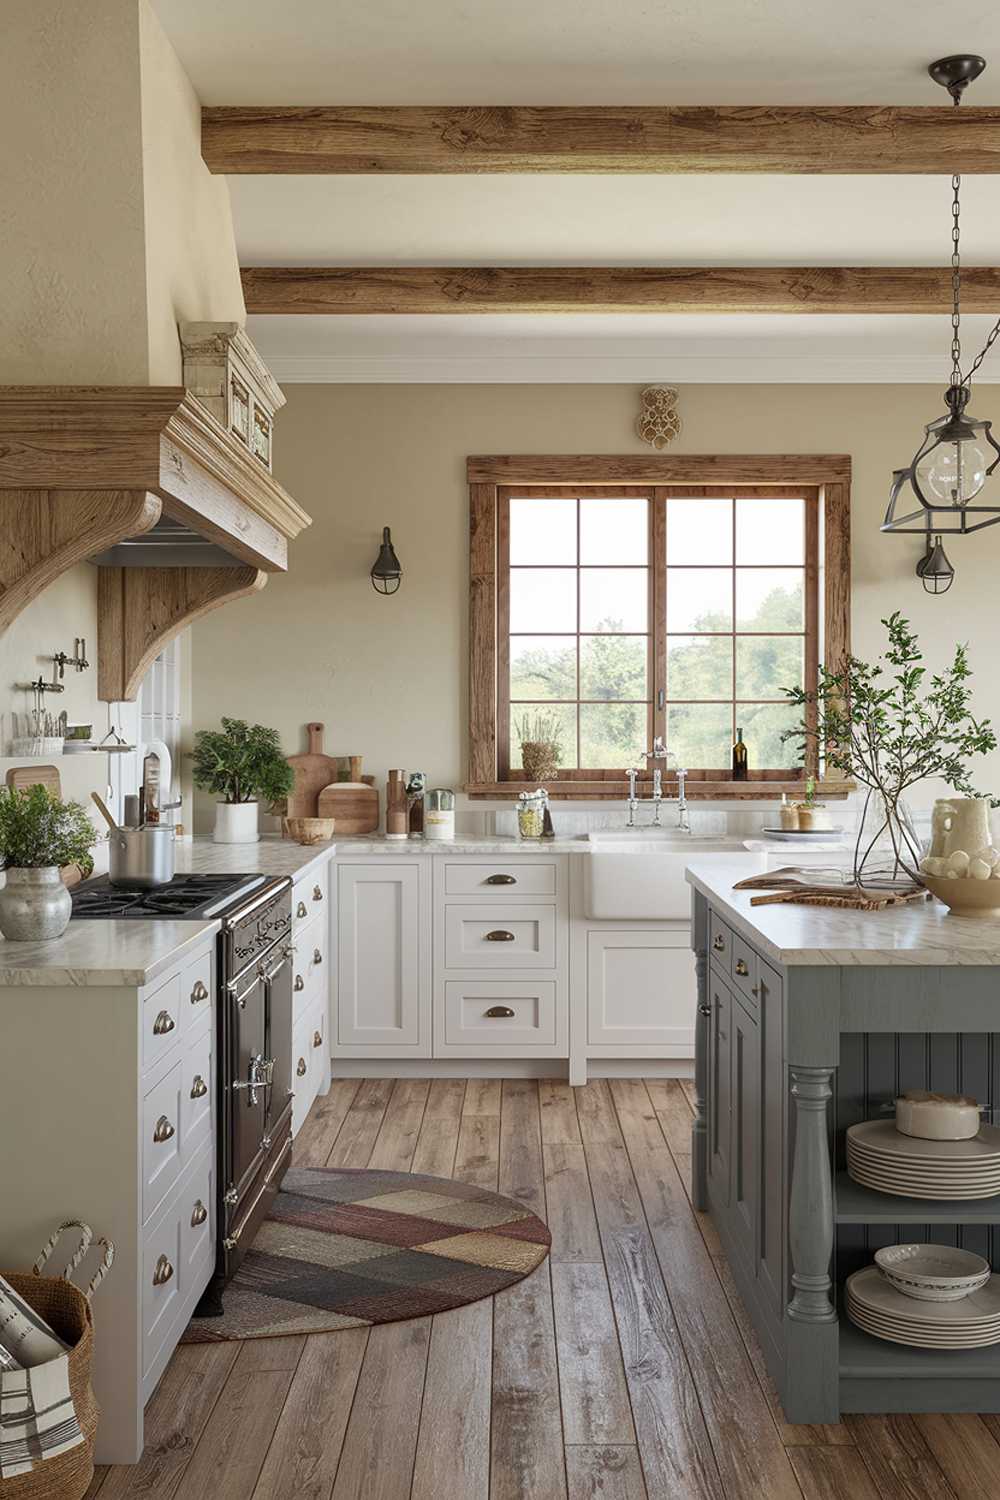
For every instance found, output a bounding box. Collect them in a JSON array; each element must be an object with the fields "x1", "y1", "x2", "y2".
[{"x1": 686, "y1": 858, "x2": 1000, "y2": 967}]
